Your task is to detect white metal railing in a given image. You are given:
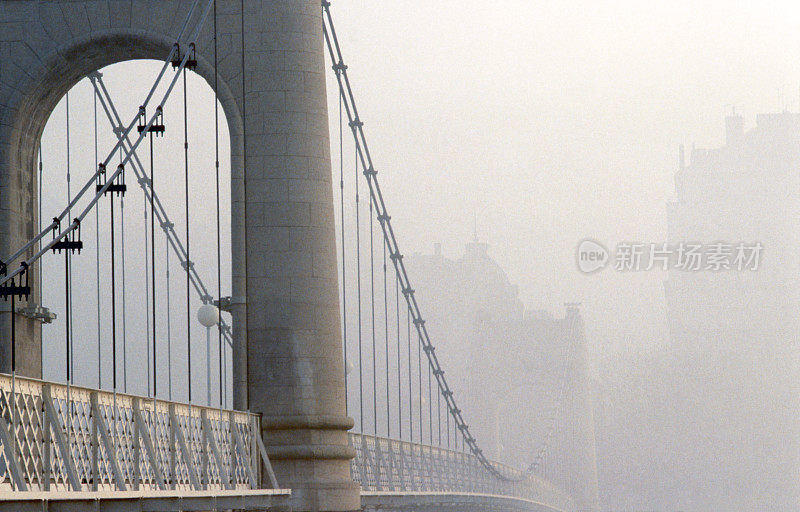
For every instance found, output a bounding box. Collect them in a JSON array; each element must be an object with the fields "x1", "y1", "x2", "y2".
[
  {"x1": 350, "y1": 433, "x2": 575, "y2": 511},
  {"x1": 0, "y1": 373, "x2": 275, "y2": 492}
]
